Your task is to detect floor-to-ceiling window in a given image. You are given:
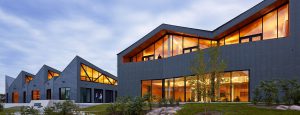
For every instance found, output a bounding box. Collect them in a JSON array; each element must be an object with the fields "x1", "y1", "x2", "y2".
[
  {"x1": 46, "y1": 89, "x2": 51, "y2": 100},
  {"x1": 80, "y1": 88, "x2": 92, "y2": 103},
  {"x1": 59, "y1": 87, "x2": 70, "y2": 100},
  {"x1": 105, "y1": 90, "x2": 114, "y2": 103},
  {"x1": 94, "y1": 89, "x2": 103, "y2": 103},
  {"x1": 152, "y1": 80, "x2": 162, "y2": 101},
  {"x1": 23, "y1": 91, "x2": 26, "y2": 103},
  {"x1": 32, "y1": 90, "x2": 40, "y2": 100},
  {"x1": 141, "y1": 70, "x2": 249, "y2": 102},
  {"x1": 12, "y1": 91, "x2": 18, "y2": 103}
]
